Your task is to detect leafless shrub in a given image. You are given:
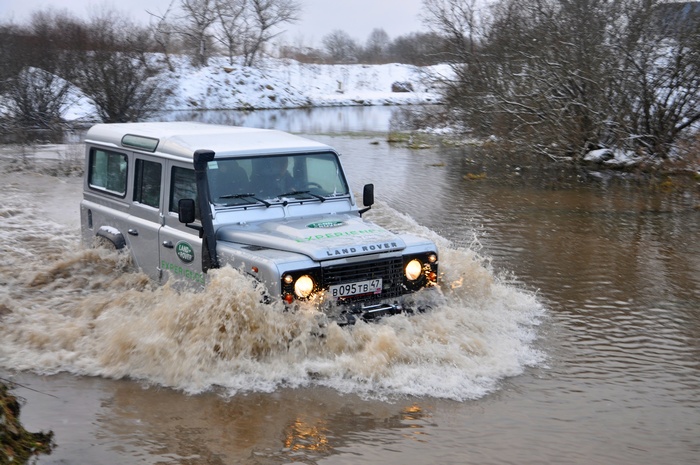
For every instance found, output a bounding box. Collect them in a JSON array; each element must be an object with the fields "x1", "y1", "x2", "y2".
[
  {"x1": 423, "y1": 0, "x2": 700, "y2": 162},
  {"x1": 66, "y1": 12, "x2": 173, "y2": 122}
]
